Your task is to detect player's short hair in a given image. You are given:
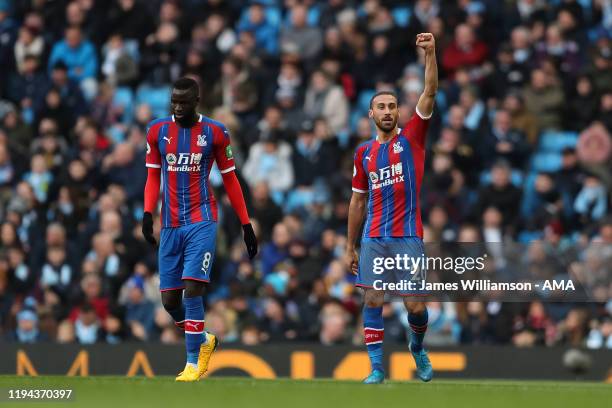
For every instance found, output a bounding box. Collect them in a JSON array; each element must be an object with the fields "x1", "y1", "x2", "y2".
[
  {"x1": 172, "y1": 77, "x2": 199, "y2": 95},
  {"x1": 369, "y1": 91, "x2": 398, "y2": 109}
]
